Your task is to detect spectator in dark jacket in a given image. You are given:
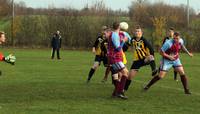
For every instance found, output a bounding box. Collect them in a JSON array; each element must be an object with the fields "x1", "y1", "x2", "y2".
[{"x1": 51, "y1": 30, "x2": 62, "y2": 59}]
